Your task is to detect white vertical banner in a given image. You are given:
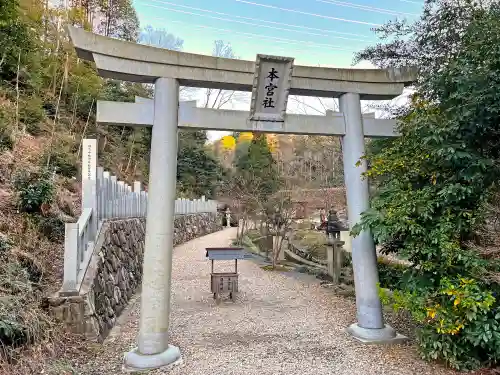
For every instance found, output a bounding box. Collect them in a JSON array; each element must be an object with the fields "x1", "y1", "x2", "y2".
[
  {"x1": 81, "y1": 139, "x2": 97, "y2": 237},
  {"x1": 82, "y1": 139, "x2": 97, "y2": 182}
]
